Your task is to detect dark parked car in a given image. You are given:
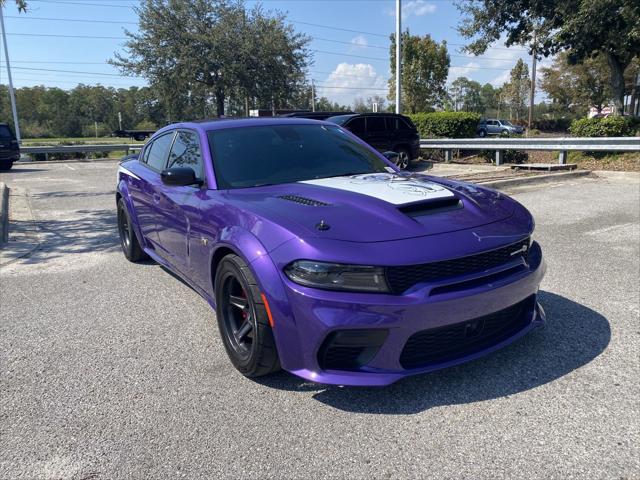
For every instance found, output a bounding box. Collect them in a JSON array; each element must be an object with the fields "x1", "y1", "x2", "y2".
[
  {"x1": 326, "y1": 113, "x2": 420, "y2": 169},
  {"x1": 0, "y1": 123, "x2": 20, "y2": 170},
  {"x1": 477, "y1": 119, "x2": 524, "y2": 137},
  {"x1": 281, "y1": 111, "x2": 355, "y2": 121}
]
